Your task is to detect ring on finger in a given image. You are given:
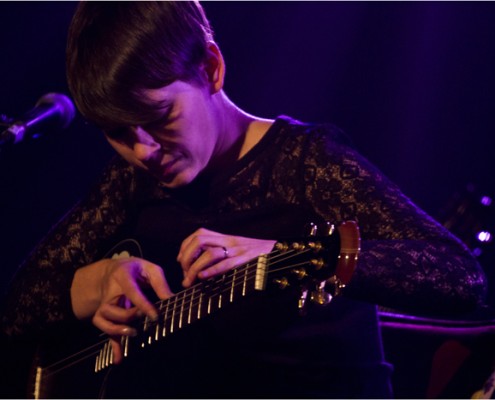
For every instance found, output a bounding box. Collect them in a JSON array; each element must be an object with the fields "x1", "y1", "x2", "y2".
[{"x1": 222, "y1": 246, "x2": 229, "y2": 258}]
